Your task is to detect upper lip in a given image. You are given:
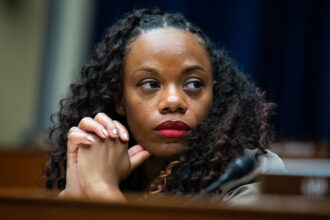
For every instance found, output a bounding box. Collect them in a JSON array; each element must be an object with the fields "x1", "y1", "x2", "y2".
[{"x1": 155, "y1": 120, "x2": 190, "y2": 130}]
